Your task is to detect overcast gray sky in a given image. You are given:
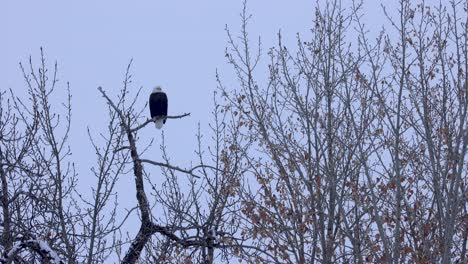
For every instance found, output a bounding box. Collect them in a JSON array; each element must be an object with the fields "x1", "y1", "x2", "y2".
[{"x1": 0, "y1": 0, "x2": 322, "y2": 177}]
